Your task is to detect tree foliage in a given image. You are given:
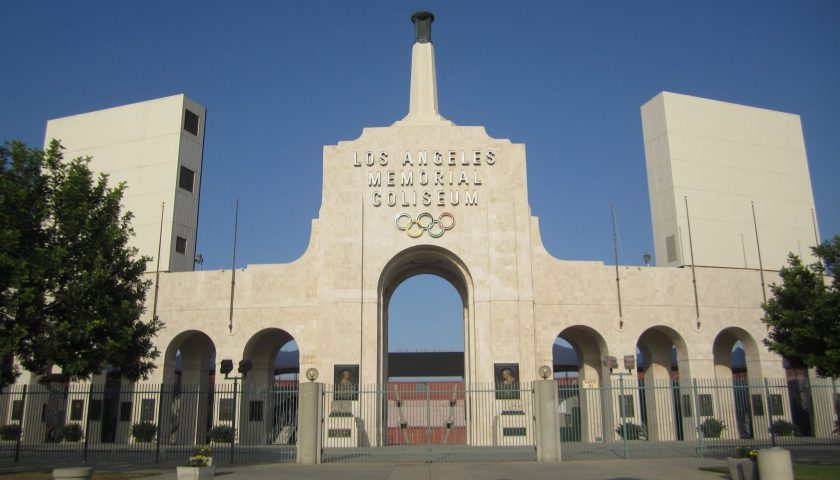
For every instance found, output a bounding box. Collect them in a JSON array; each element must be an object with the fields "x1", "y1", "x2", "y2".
[
  {"x1": 0, "y1": 140, "x2": 162, "y2": 388},
  {"x1": 762, "y1": 235, "x2": 840, "y2": 378}
]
